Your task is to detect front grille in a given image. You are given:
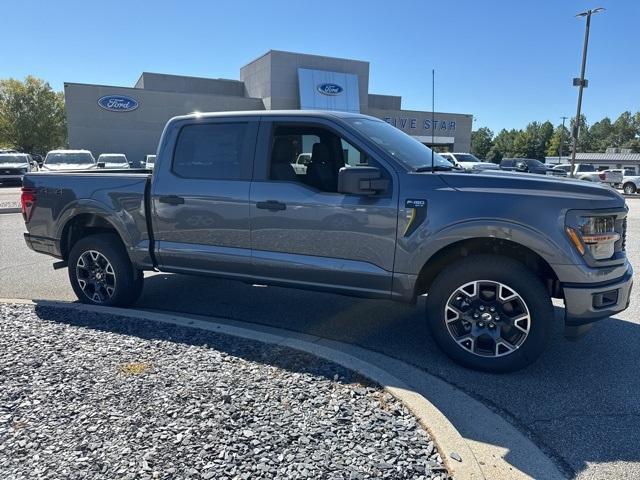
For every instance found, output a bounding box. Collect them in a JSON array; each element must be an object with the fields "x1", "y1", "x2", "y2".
[{"x1": 1, "y1": 168, "x2": 22, "y2": 175}]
